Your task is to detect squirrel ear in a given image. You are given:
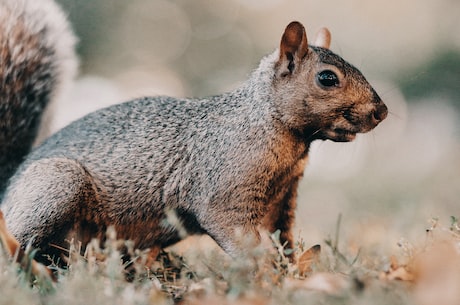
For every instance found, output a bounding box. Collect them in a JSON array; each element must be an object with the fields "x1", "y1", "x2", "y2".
[
  {"x1": 313, "y1": 27, "x2": 331, "y2": 49},
  {"x1": 277, "y1": 21, "x2": 309, "y2": 77}
]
